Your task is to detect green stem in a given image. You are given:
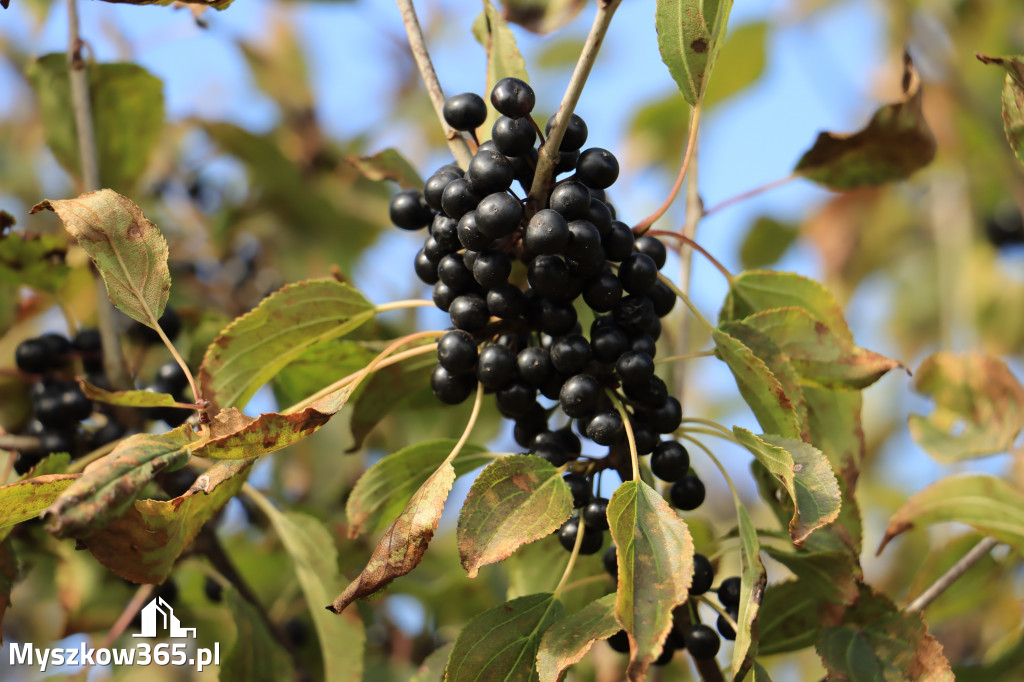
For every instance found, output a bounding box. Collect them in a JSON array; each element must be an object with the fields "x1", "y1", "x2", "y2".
[
  {"x1": 443, "y1": 383, "x2": 484, "y2": 467},
  {"x1": 553, "y1": 514, "x2": 586, "y2": 599},
  {"x1": 657, "y1": 273, "x2": 714, "y2": 332},
  {"x1": 680, "y1": 433, "x2": 741, "y2": 507},
  {"x1": 698, "y1": 594, "x2": 739, "y2": 632},
  {"x1": 373, "y1": 299, "x2": 436, "y2": 314},
  {"x1": 607, "y1": 390, "x2": 639, "y2": 481},
  {"x1": 654, "y1": 349, "x2": 716, "y2": 365}
]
